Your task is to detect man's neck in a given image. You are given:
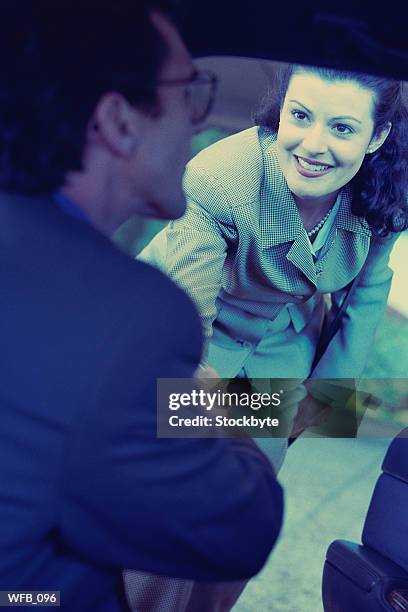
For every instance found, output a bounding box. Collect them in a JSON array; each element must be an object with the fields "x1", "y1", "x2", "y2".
[{"x1": 60, "y1": 178, "x2": 127, "y2": 238}]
